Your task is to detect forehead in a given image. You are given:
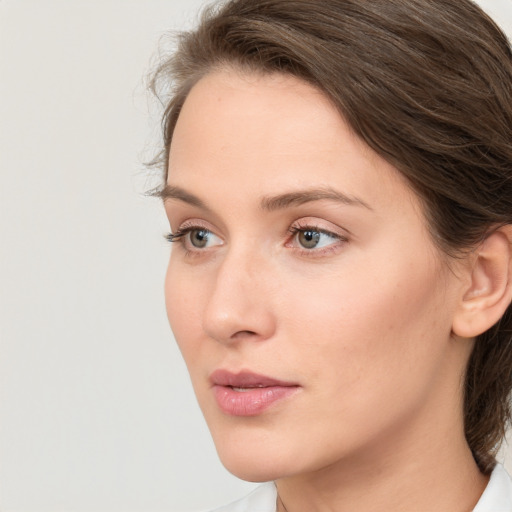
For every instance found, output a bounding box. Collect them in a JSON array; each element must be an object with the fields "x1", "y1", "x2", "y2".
[
  {"x1": 169, "y1": 69, "x2": 347, "y2": 162},
  {"x1": 172, "y1": 70, "x2": 371, "y2": 168},
  {"x1": 167, "y1": 68, "x2": 419, "y2": 218}
]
